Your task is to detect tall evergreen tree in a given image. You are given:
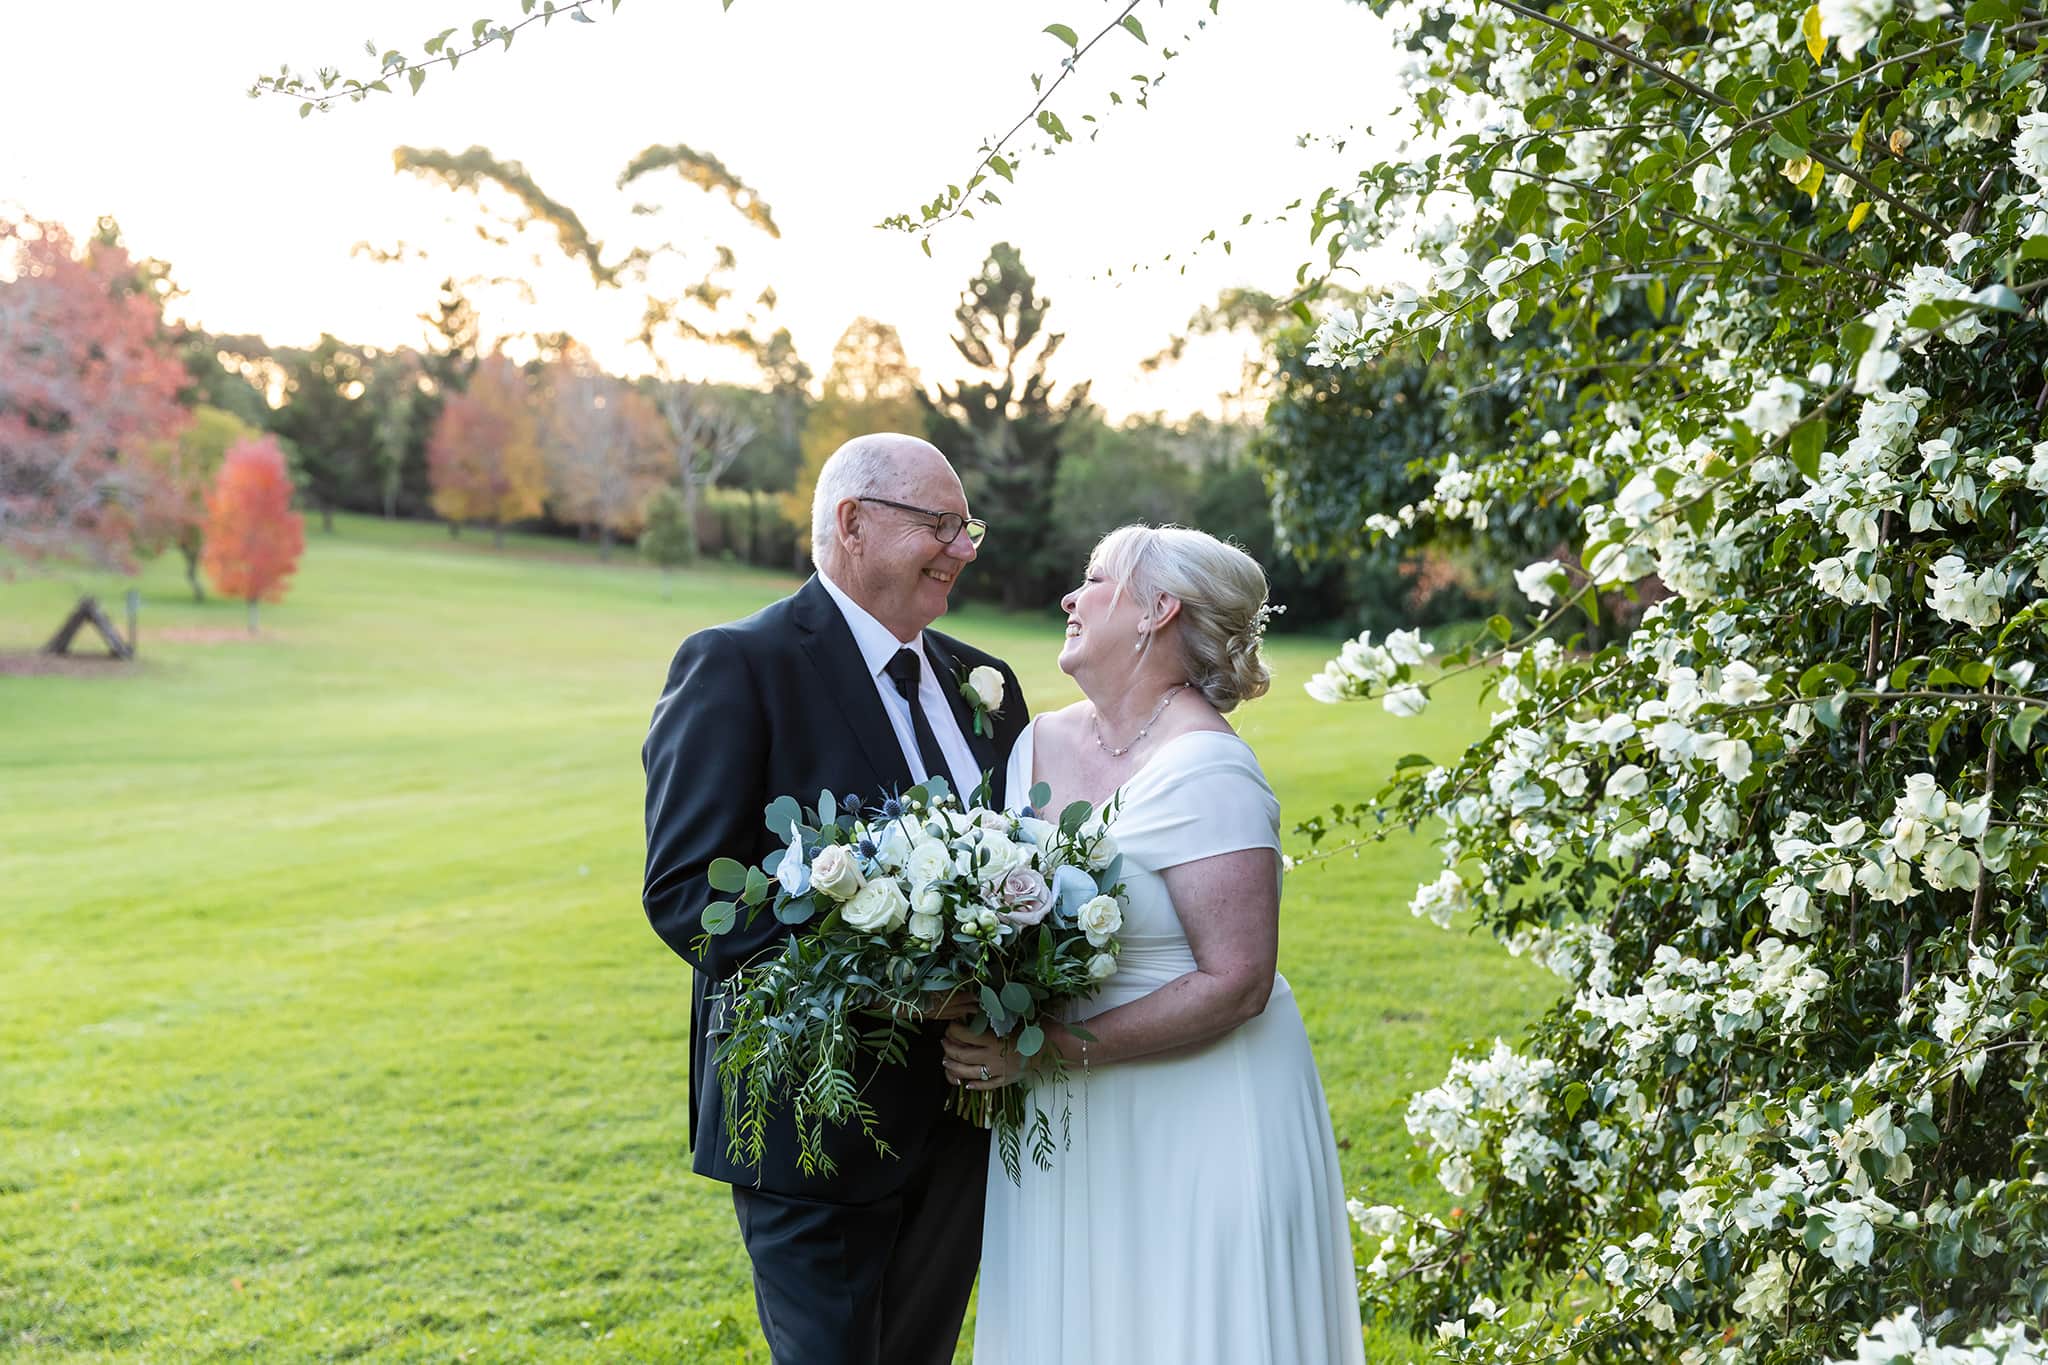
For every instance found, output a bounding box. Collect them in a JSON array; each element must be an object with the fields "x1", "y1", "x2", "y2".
[{"x1": 922, "y1": 243, "x2": 1088, "y2": 609}]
